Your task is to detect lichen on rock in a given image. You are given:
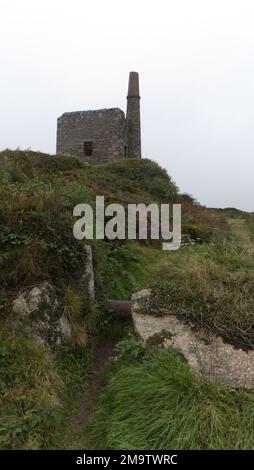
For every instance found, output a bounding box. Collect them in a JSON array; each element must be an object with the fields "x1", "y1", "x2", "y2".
[
  {"x1": 13, "y1": 281, "x2": 71, "y2": 347},
  {"x1": 132, "y1": 289, "x2": 254, "y2": 389}
]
